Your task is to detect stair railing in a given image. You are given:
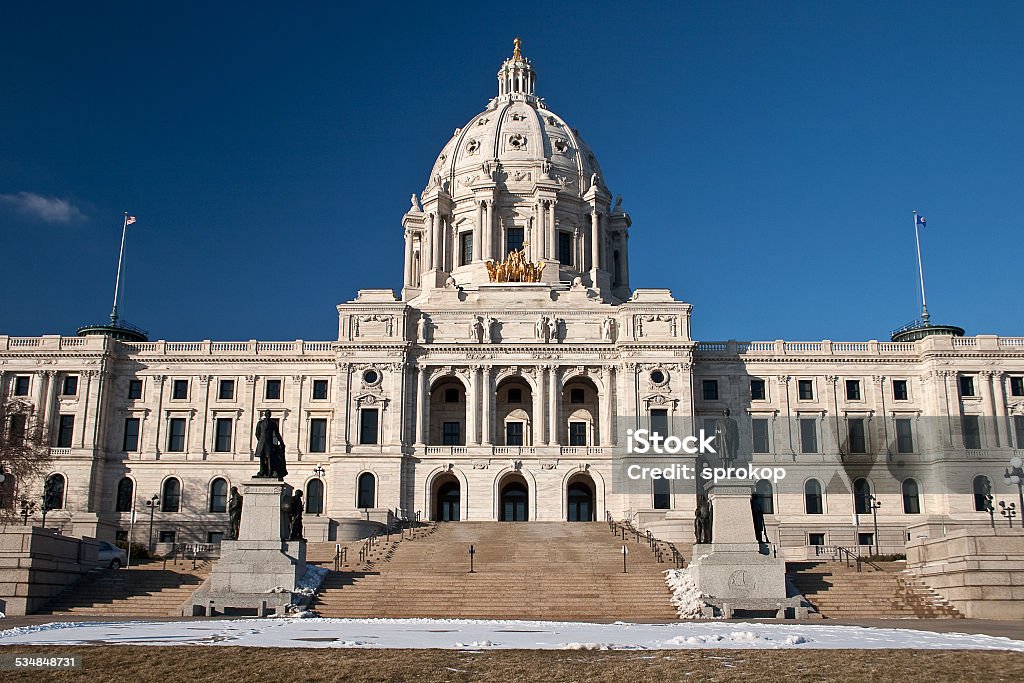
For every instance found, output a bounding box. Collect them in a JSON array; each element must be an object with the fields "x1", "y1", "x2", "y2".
[{"x1": 817, "y1": 544, "x2": 882, "y2": 572}]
